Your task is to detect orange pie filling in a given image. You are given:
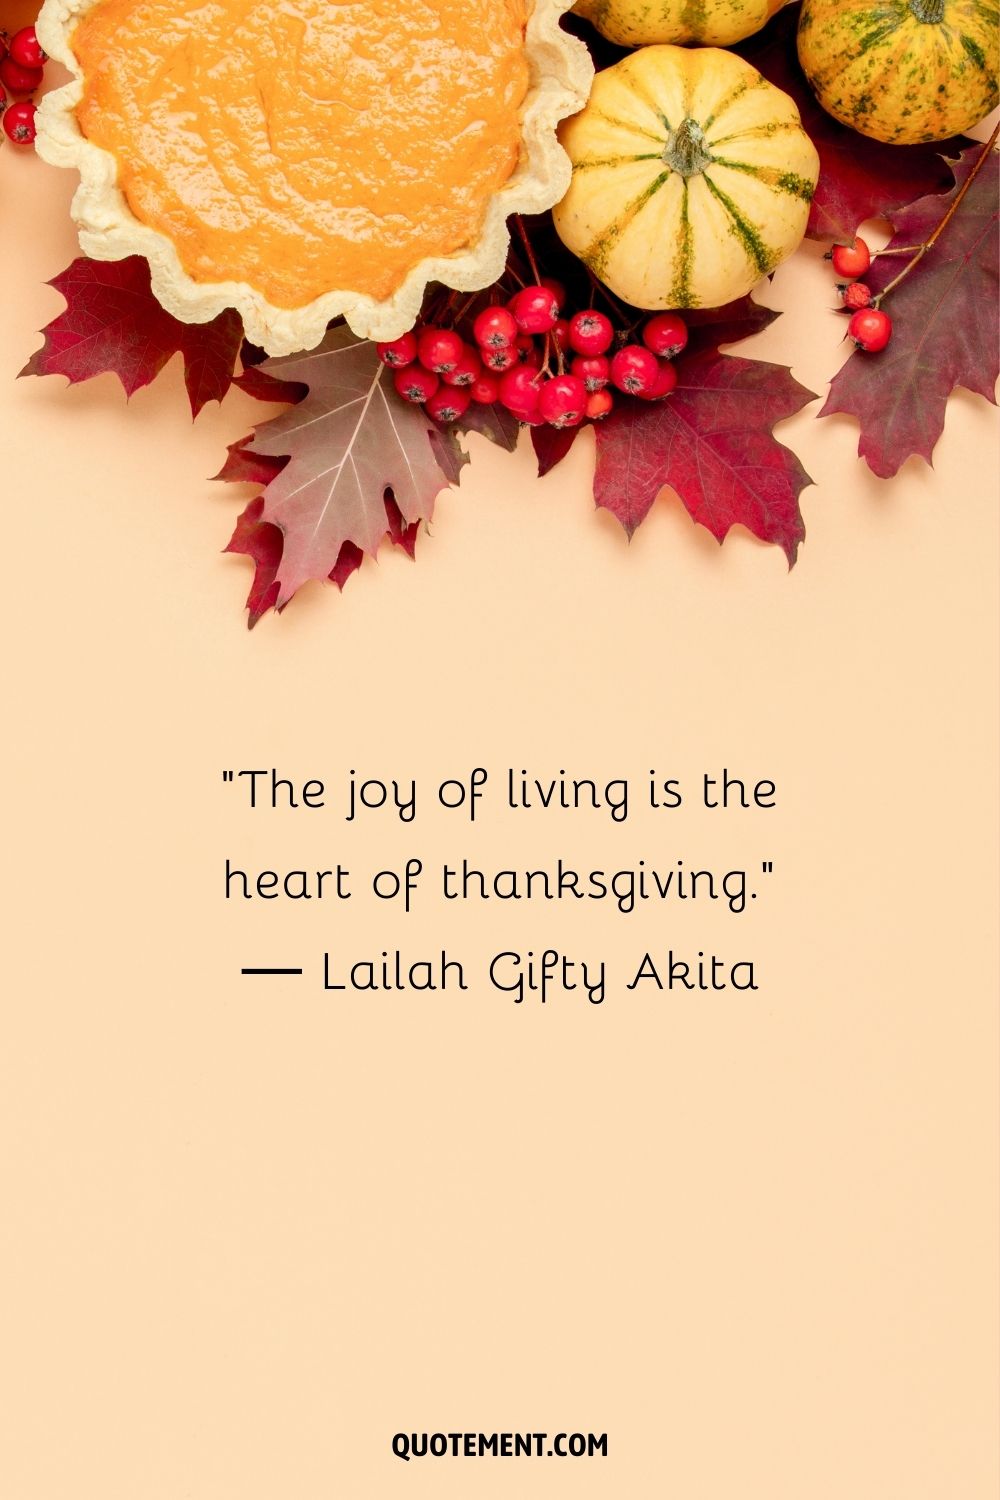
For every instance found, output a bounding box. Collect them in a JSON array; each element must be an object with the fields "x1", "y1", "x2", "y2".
[{"x1": 72, "y1": 0, "x2": 530, "y2": 308}]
